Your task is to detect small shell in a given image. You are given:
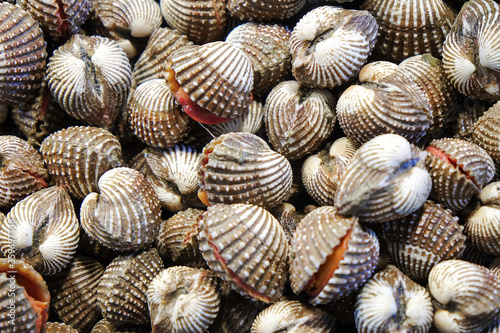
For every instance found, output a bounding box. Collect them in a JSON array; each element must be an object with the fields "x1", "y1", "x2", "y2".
[
  {"x1": 290, "y1": 6, "x2": 378, "y2": 89},
  {"x1": 80, "y1": 167, "x2": 162, "y2": 251},
  {"x1": 199, "y1": 203, "x2": 289, "y2": 303},
  {"x1": 42, "y1": 322, "x2": 78, "y2": 333},
  {"x1": 147, "y1": 266, "x2": 220, "y2": 333},
  {"x1": 90, "y1": 319, "x2": 150, "y2": 333},
  {"x1": 205, "y1": 99, "x2": 265, "y2": 137},
  {"x1": 264, "y1": 80, "x2": 336, "y2": 161},
  {"x1": 226, "y1": 0, "x2": 306, "y2": 22},
  {"x1": 269, "y1": 203, "x2": 302, "y2": 244},
  {"x1": 354, "y1": 265, "x2": 433, "y2": 333},
  {"x1": 472, "y1": 101, "x2": 500, "y2": 164}
]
